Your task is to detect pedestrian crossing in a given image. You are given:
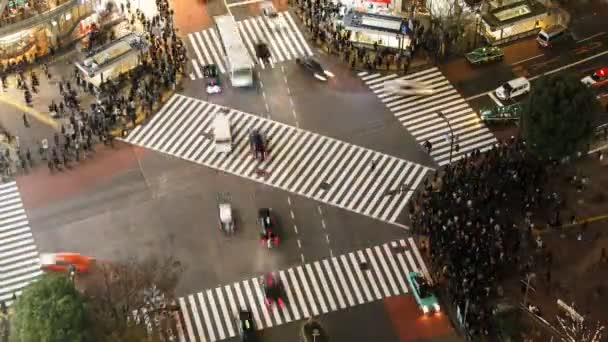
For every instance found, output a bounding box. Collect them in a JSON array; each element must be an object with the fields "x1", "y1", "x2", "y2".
[
  {"x1": 123, "y1": 94, "x2": 431, "y2": 227},
  {"x1": 359, "y1": 68, "x2": 498, "y2": 166},
  {"x1": 187, "y1": 11, "x2": 313, "y2": 79},
  {"x1": 0, "y1": 181, "x2": 42, "y2": 306},
  {"x1": 178, "y1": 238, "x2": 429, "y2": 341}
]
